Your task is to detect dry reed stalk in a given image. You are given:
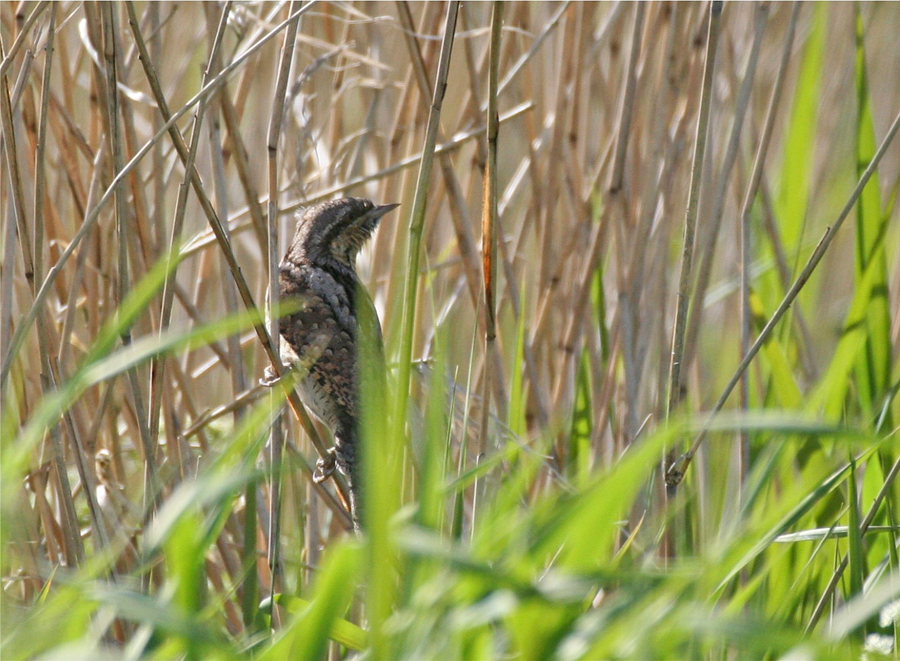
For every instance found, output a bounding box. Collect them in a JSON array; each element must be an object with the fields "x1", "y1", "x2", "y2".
[
  {"x1": 394, "y1": 1, "x2": 460, "y2": 434},
  {"x1": 0, "y1": 1, "x2": 49, "y2": 79},
  {"x1": 682, "y1": 3, "x2": 776, "y2": 385},
  {"x1": 548, "y1": 3, "x2": 642, "y2": 464},
  {"x1": 397, "y1": 2, "x2": 509, "y2": 427},
  {"x1": 609, "y1": 2, "x2": 646, "y2": 445},
  {"x1": 264, "y1": 0, "x2": 300, "y2": 622},
  {"x1": 472, "y1": 0, "x2": 503, "y2": 526},
  {"x1": 666, "y1": 0, "x2": 723, "y2": 423},
  {"x1": 626, "y1": 3, "x2": 679, "y2": 424}
]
